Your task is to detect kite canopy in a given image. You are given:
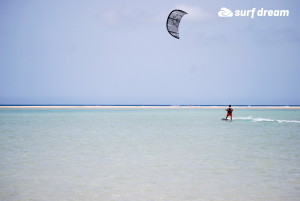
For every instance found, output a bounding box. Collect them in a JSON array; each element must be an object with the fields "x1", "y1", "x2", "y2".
[{"x1": 166, "y1": 9, "x2": 188, "y2": 39}]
